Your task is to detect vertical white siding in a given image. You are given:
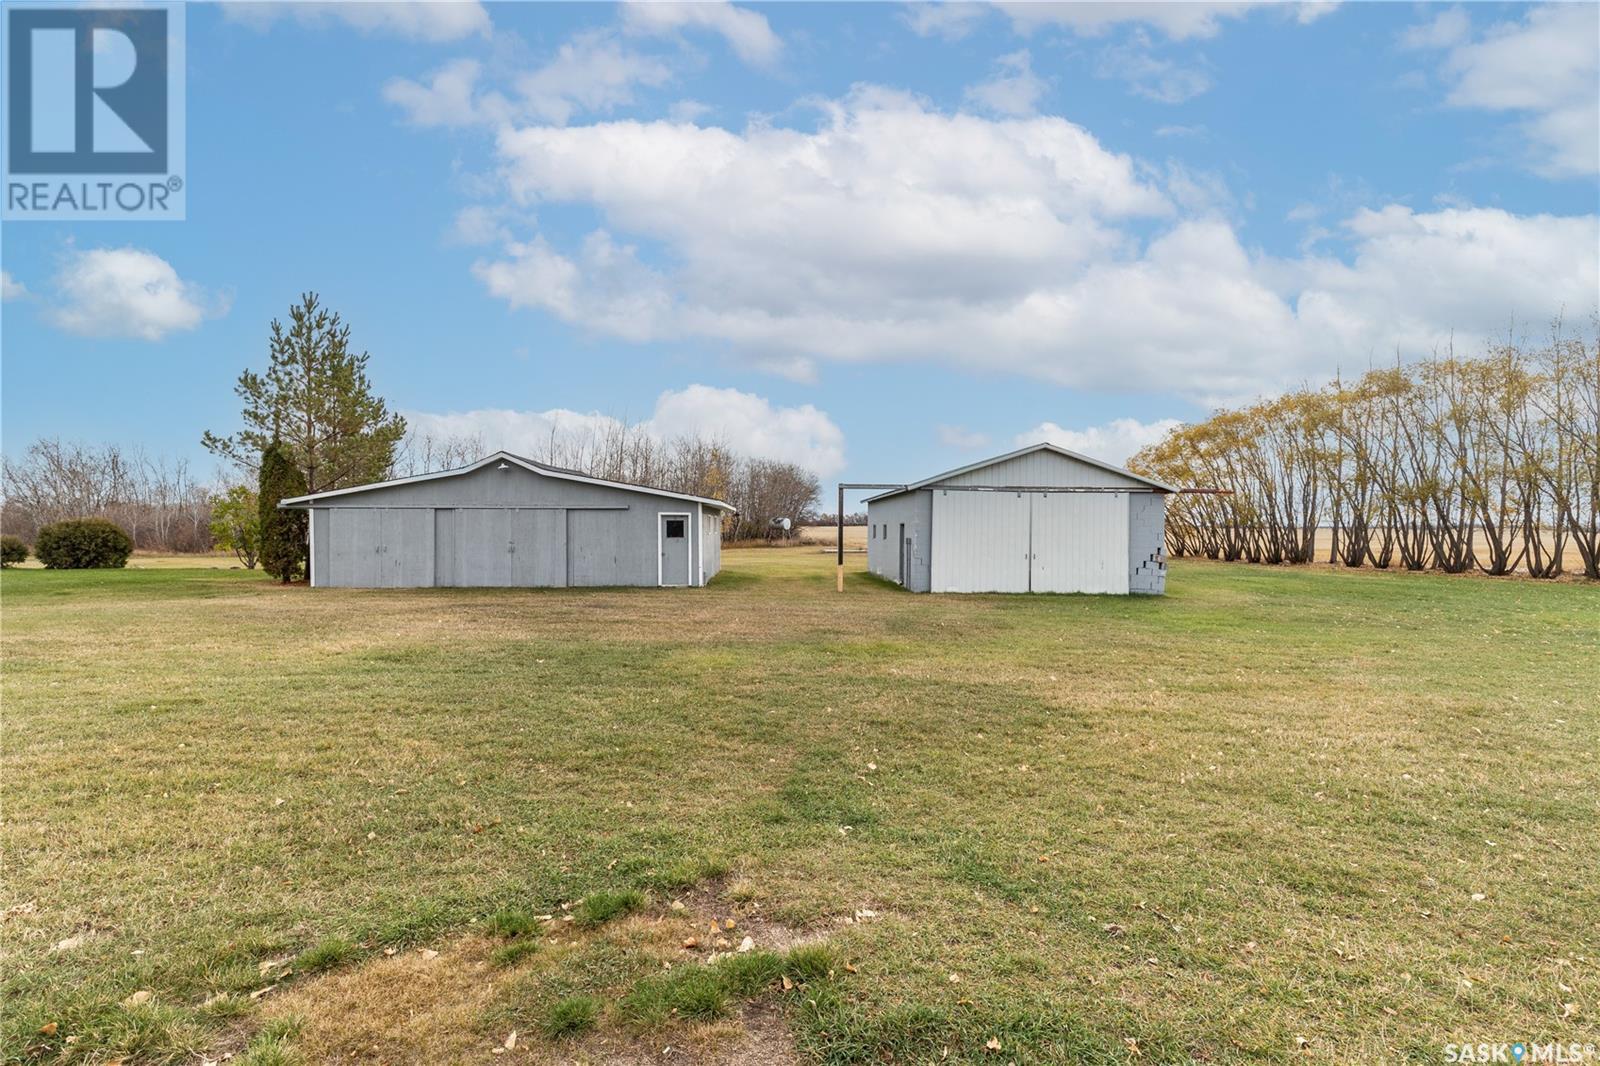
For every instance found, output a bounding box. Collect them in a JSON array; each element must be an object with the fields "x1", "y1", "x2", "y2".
[
  {"x1": 1030, "y1": 492, "x2": 1129, "y2": 594},
  {"x1": 930, "y1": 490, "x2": 1030, "y2": 592}
]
